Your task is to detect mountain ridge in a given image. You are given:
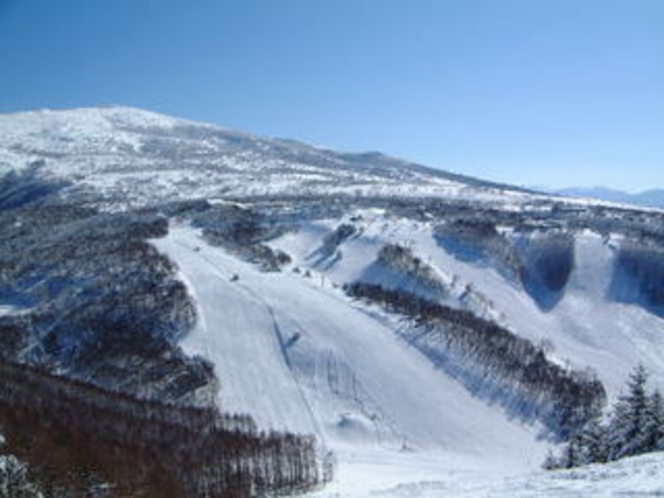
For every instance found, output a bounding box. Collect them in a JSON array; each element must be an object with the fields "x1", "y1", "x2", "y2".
[{"x1": 0, "y1": 106, "x2": 545, "y2": 210}]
